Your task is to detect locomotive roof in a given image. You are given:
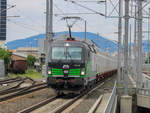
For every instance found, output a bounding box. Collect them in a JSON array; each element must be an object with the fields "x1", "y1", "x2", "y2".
[{"x1": 52, "y1": 34, "x2": 97, "y2": 47}]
